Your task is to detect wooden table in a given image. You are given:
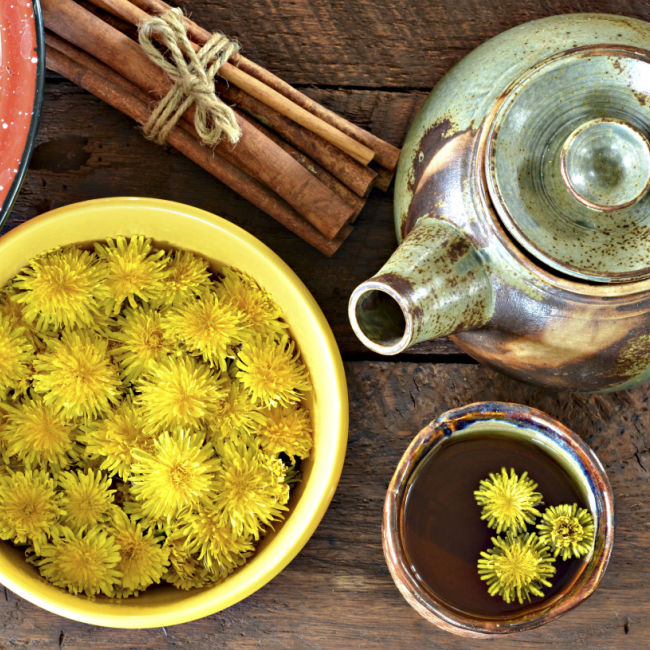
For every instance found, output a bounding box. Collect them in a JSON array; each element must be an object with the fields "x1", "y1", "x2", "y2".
[{"x1": 3, "y1": 0, "x2": 650, "y2": 646}]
